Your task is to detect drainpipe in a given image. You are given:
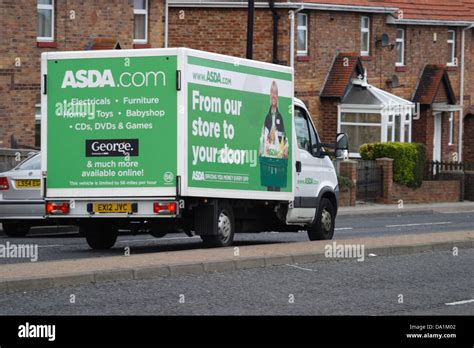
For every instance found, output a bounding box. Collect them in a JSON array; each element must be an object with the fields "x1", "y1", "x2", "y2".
[
  {"x1": 269, "y1": 0, "x2": 279, "y2": 64},
  {"x1": 246, "y1": 0, "x2": 255, "y2": 59},
  {"x1": 290, "y1": 5, "x2": 304, "y2": 68},
  {"x1": 164, "y1": 0, "x2": 169, "y2": 48},
  {"x1": 459, "y1": 23, "x2": 474, "y2": 162}
]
